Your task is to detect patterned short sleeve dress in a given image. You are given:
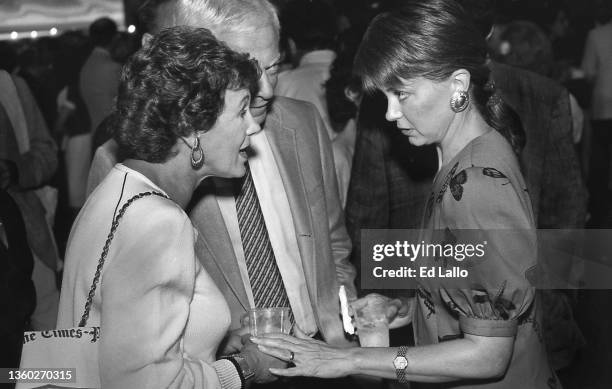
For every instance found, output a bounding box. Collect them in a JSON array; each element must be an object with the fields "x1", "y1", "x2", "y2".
[{"x1": 414, "y1": 130, "x2": 560, "y2": 388}]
